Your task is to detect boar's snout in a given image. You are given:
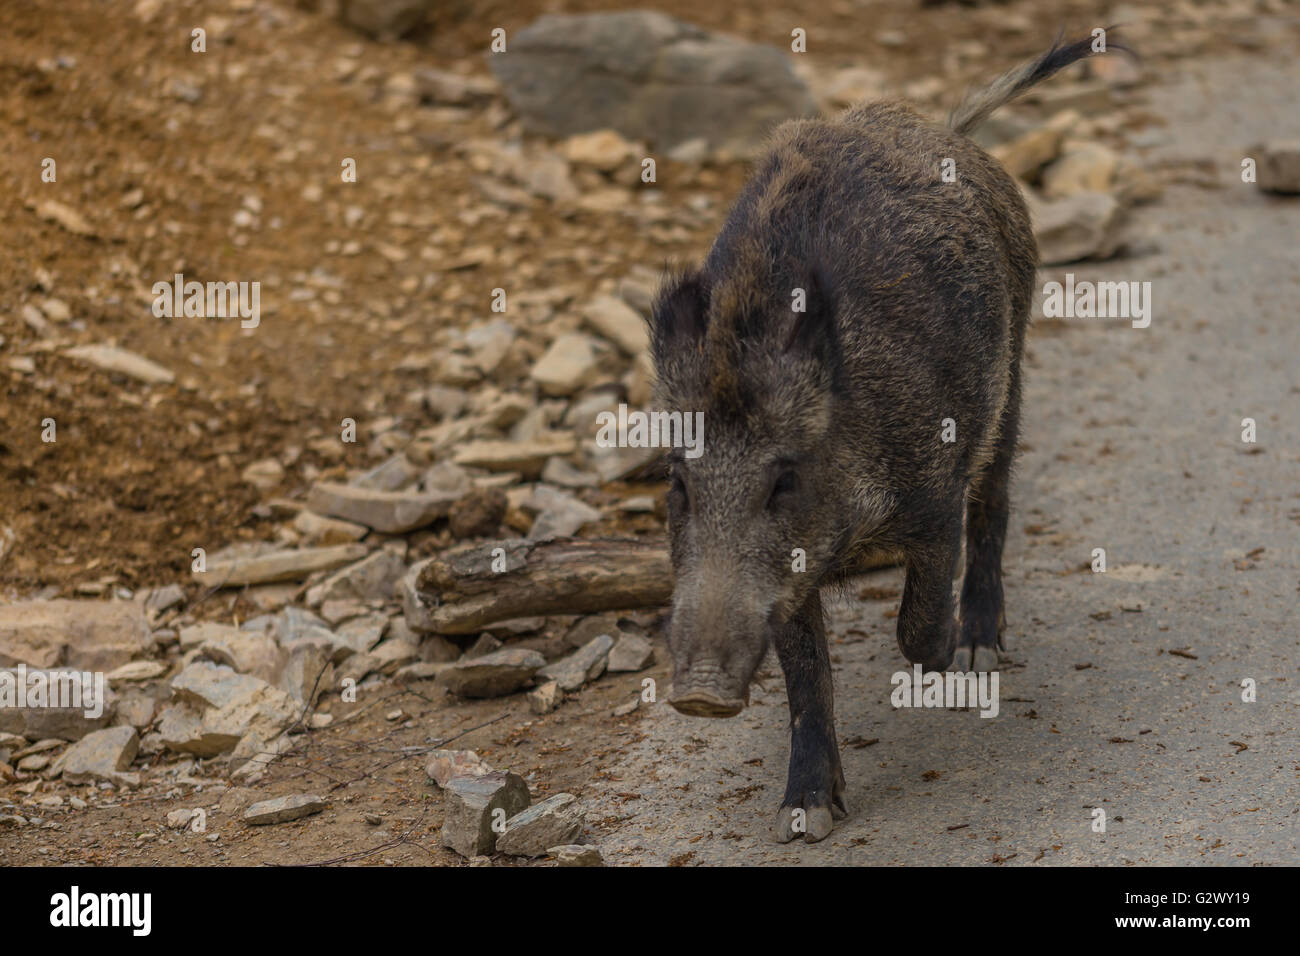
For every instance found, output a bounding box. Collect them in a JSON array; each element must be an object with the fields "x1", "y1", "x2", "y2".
[
  {"x1": 668, "y1": 681, "x2": 748, "y2": 719},
  {"x1": 665, "y1": 599, "x2": 769, "y2": 719}
]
